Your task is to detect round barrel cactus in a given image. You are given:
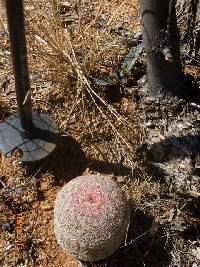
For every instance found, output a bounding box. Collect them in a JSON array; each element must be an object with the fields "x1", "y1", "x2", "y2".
[{"x1": 54, "y1": 175, "x2": 130, "y2": 262}]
